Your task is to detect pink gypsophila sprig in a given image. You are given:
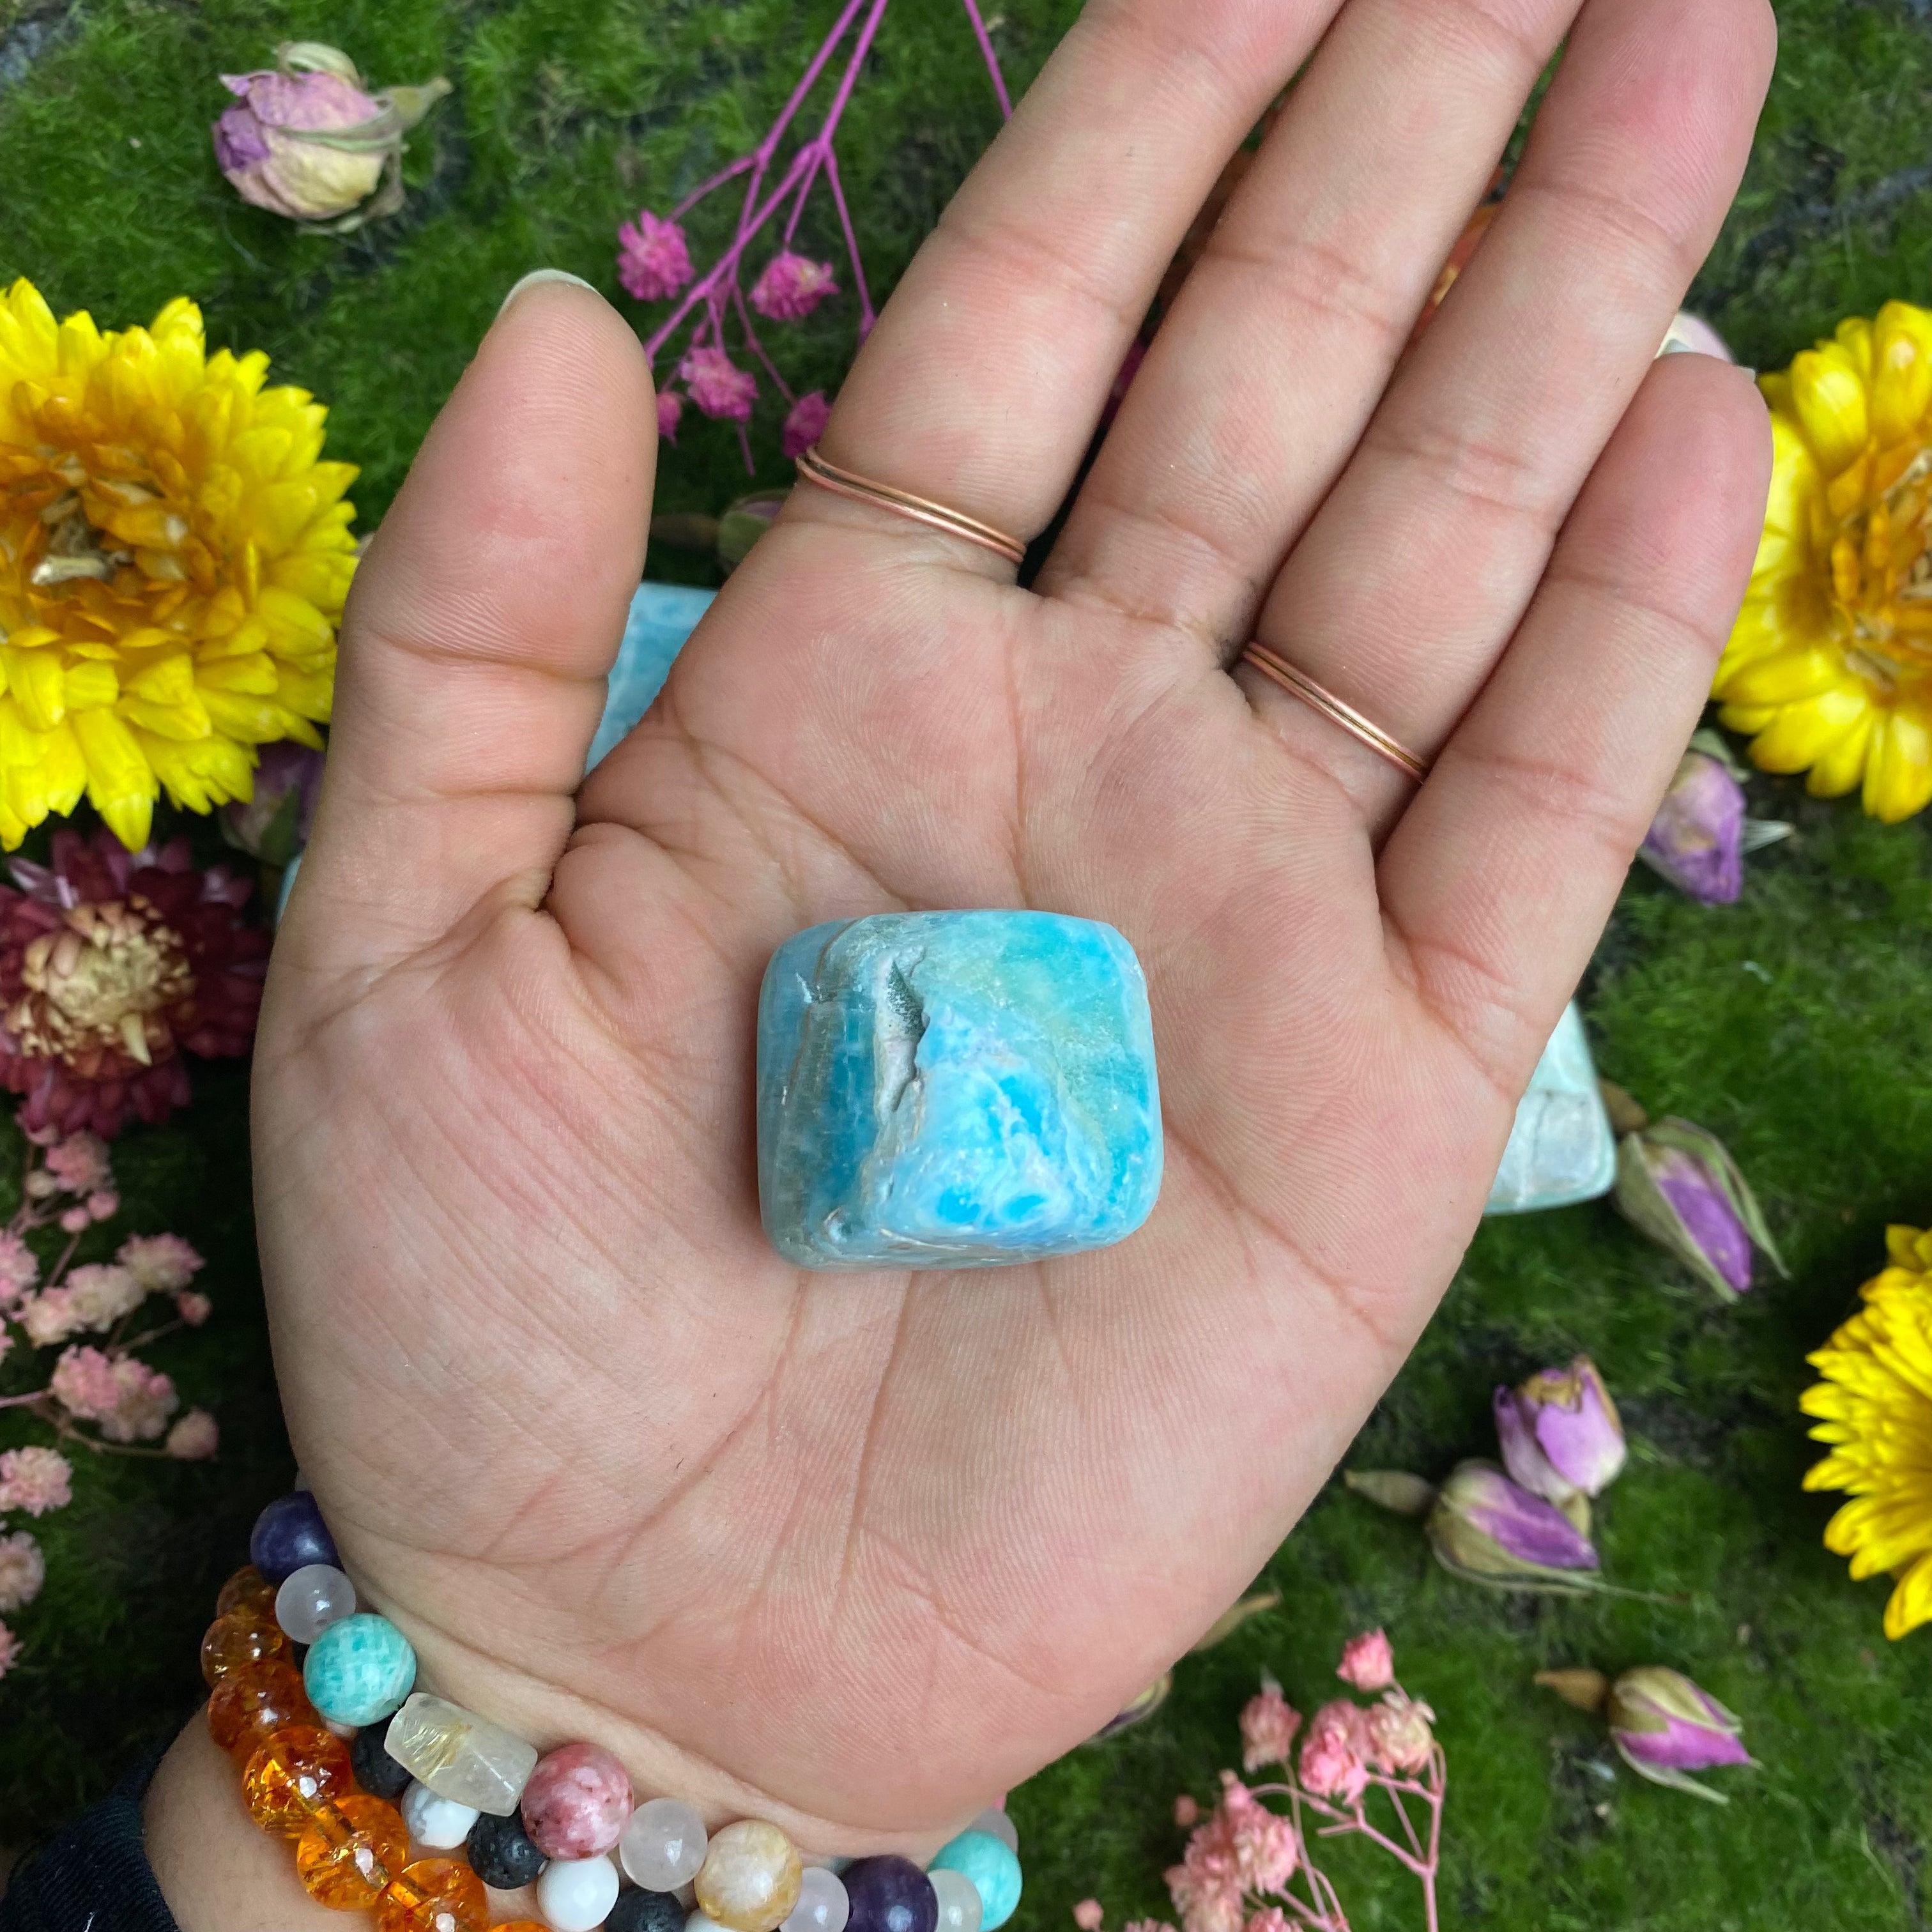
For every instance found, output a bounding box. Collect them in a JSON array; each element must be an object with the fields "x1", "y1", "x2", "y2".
[
  {"x1": 680, "y1": 345, "x2": 759, "y2": 422},
  {"x1": 618, "y1": 210, "x2": 696, "y2": 302},
  {"x1": 119, "y1": 1234, "x2": 203, "y2": 1294},
  {"x1": 1337, "y1": 1629, "x2": 1394, "y2": 1692},
  {"x1": 0, "y1": 1445, "x2": 72, "y2": 1515},
  {"x1": 1298, "y1": 1701, "x2": 1372, "y2": 1807},
  {"x1": 0, "y1": 1531, "x2": 43, "y2": 1611},
  {"x1": 1240, "y1": 1683, "x2": 1302, "y2": 1772},
  {"x1": 749, "y1": 250, "x2": 838, "y2": 321}
]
